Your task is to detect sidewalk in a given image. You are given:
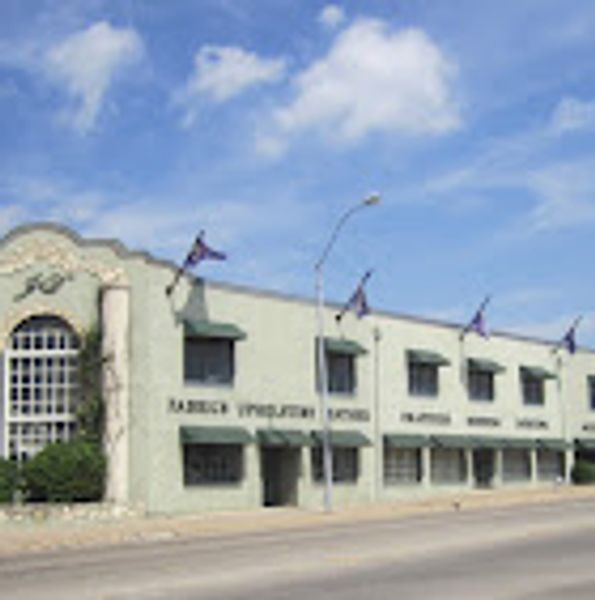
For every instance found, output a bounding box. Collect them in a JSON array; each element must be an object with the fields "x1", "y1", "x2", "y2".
[{"x1": 2, "y1": 485, "x2": 595, "y2": 557}]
